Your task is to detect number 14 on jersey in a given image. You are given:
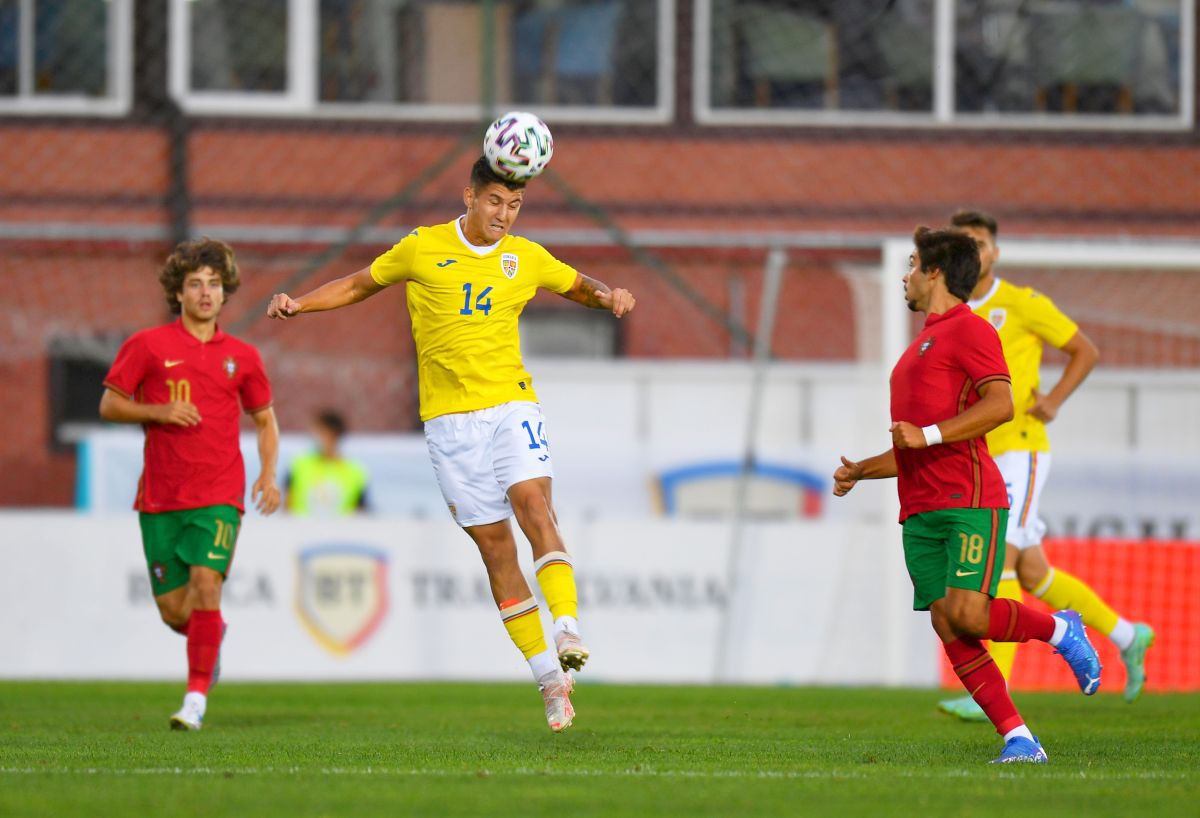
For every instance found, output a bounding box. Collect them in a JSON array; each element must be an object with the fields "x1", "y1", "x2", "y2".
[{"x1": 460, "y1": 283, "x2": 493, "y2": 316}]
